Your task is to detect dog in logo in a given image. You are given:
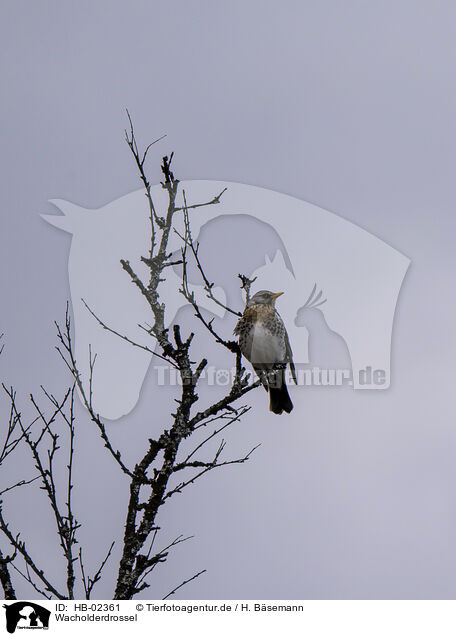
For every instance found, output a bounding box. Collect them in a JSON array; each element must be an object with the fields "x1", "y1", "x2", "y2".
[{"x1": 3, "y1": 602, "x2": 50, "y2": 633}]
